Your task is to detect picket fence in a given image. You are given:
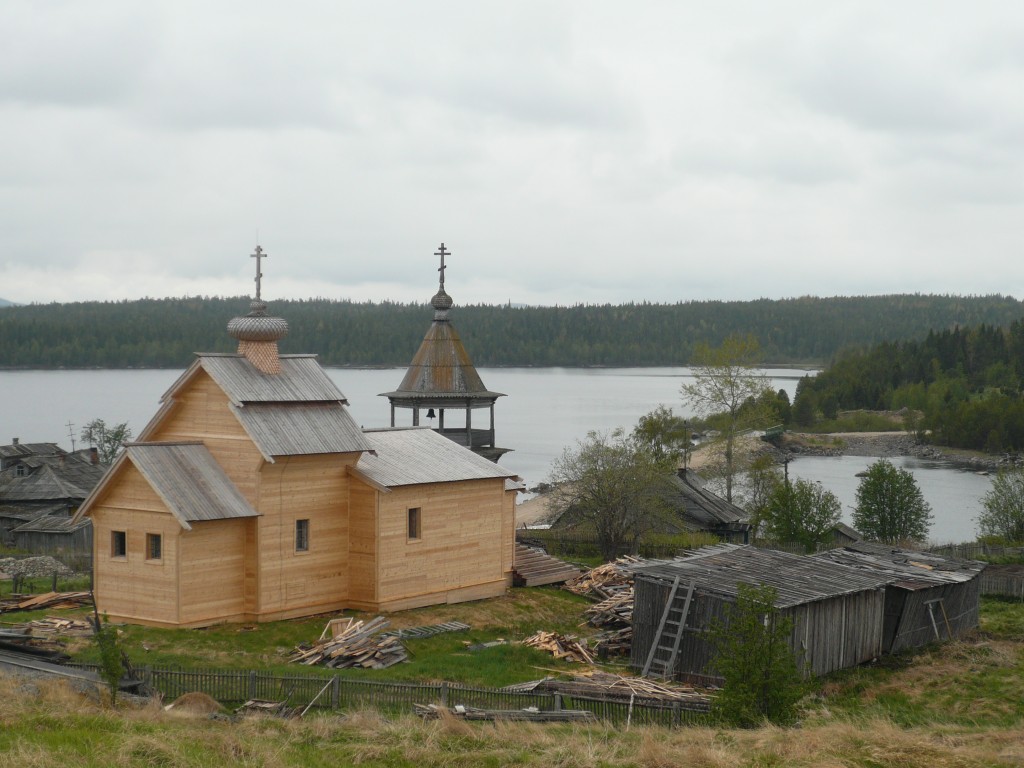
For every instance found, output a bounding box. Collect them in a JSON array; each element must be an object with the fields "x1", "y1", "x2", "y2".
[{"x1": 69, "y1": 663, "x2": 711, "y2": 728}]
